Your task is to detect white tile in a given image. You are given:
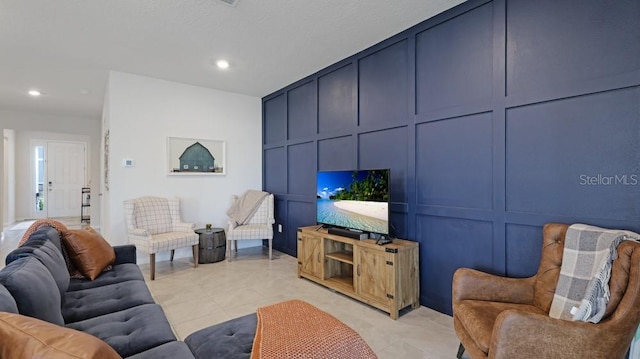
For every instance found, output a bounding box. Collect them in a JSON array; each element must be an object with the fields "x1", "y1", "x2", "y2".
[
  {"x1": 3, "y1": 225, "x2": 462, "y2": 358},
  {"x1": 161, "y1": 296, "x2": 227, "y2": 325},
  {"x1": 376, "y1": 340, "x2": 426, "y2": 359},
  {"x1": 153, "y1": 249, "x2": 461, "y2": 358}
]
